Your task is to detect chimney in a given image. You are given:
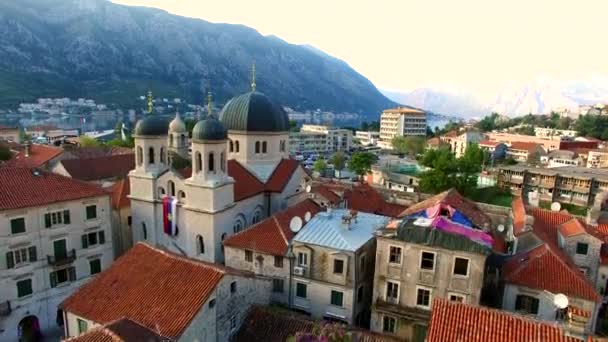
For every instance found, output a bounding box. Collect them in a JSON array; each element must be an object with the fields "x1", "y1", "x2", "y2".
[
  {"x1": 341, "y1": 212, "x2": 352, "y2": 230},
  {"x1": 24, "y1": 143, "x2": 31, "y2": 157}
]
